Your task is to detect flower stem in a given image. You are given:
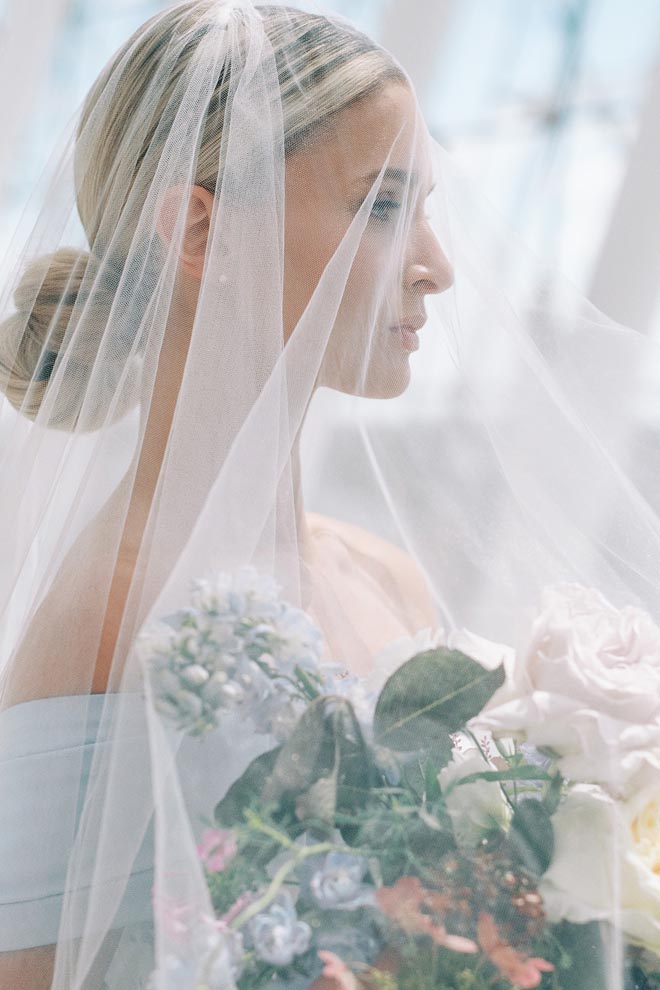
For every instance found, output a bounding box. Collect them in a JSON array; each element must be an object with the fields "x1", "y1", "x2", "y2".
[
  {"x1": 464, "y1": 729, "x2": 516, "y2": 812},
  {"x1": 242, "y1": 810, "x2": 297, "y2": 849},
  {"x1": 230, "y1": 841, "x2": 335, "y2": 930},
  {"x1": 294, "y1": 665, "x2": 322, "y2": 700},
  {"x1": 200, "y1": 840, "x2": 335, "y2": 987}
]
